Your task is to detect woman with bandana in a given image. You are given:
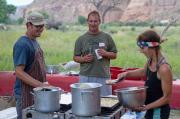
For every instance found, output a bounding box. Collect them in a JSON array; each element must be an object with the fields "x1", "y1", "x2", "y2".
[{"x1": 114, "y1": 30, "x2": 172, "y2": 119}]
